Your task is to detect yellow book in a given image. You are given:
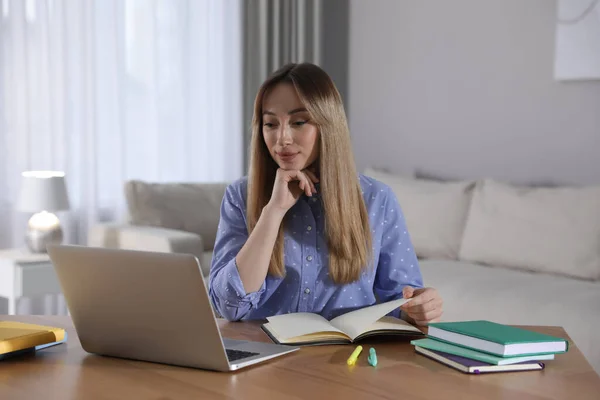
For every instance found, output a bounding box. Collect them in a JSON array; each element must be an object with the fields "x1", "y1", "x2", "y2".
[{"x1": 0, "y1": 321, "x2": 66, "y2": 355}]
